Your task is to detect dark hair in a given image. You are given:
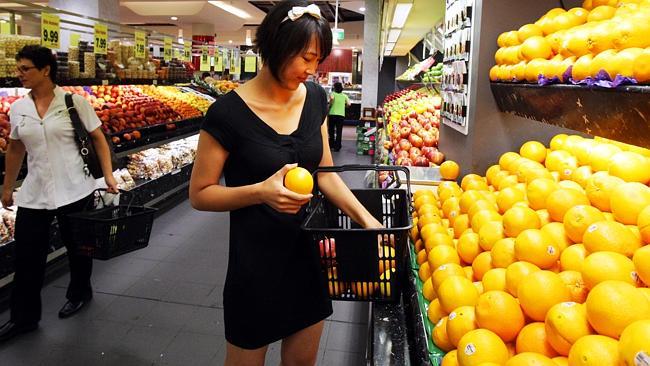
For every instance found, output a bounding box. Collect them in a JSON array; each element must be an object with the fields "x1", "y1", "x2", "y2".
[
  {"x1": 254, "y1": 0, "x2": 332, "y2": 81},
  {"x1": 16, "y1": 45, "x2": 57, "y2": 83},
  {"x1": 201, "y1": 72, "x2": 211, "y2": 79},
  {"x1": 333, "y1": 82, "x2": 343, "y2": 93}
]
